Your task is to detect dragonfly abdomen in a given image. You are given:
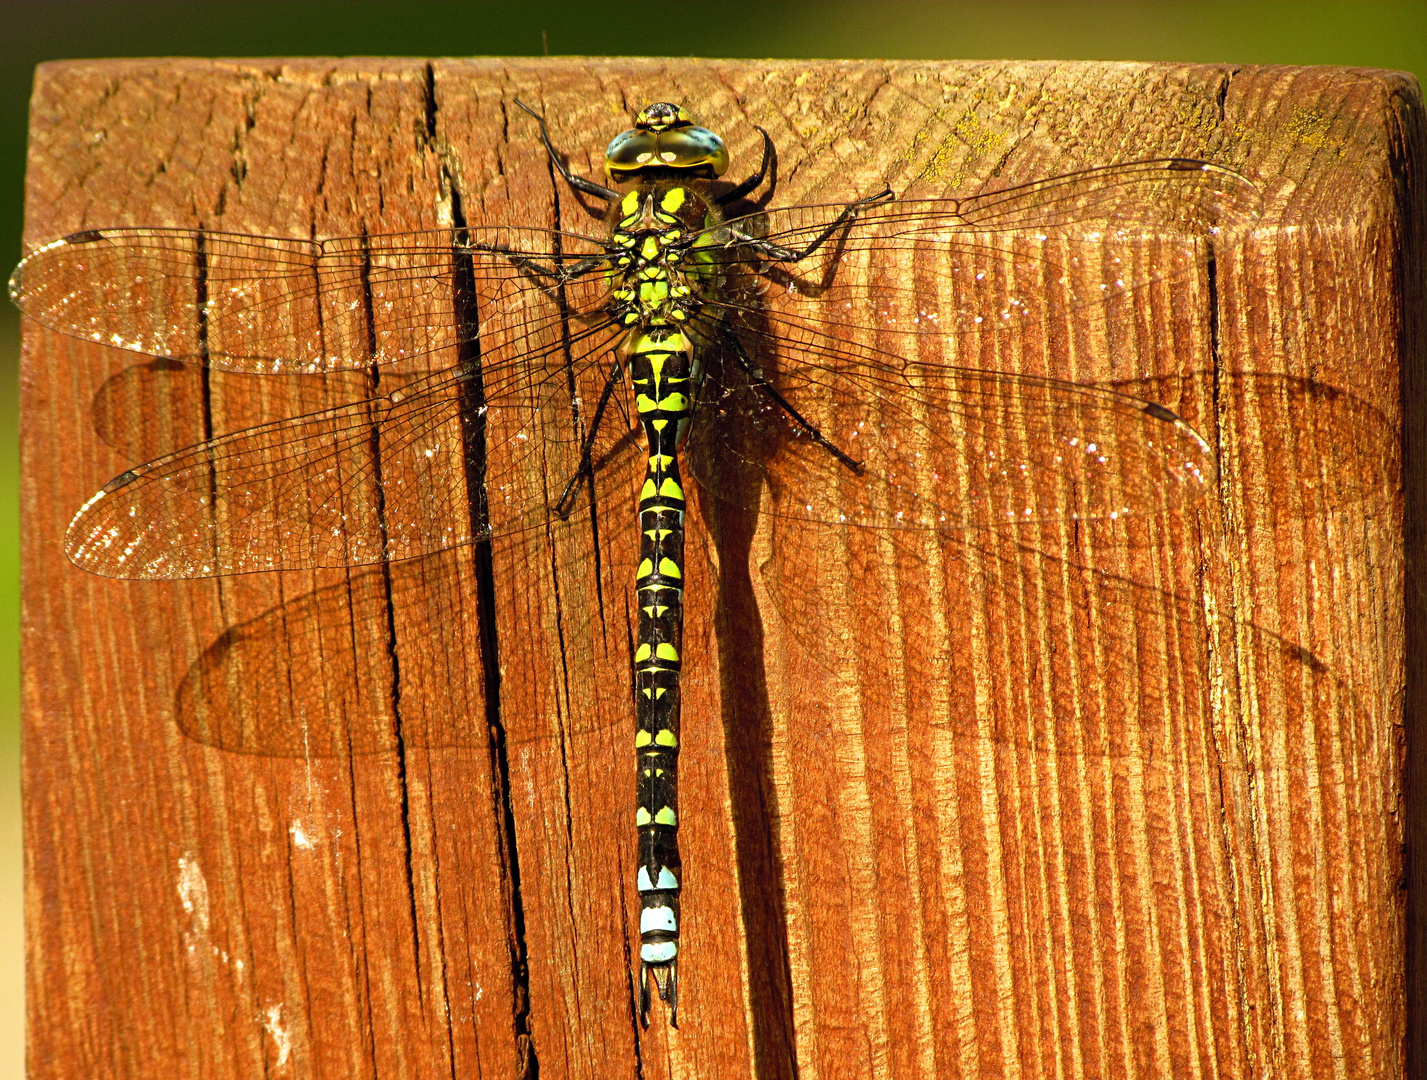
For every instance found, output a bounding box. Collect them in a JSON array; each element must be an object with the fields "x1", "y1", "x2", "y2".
[{"x1": 629, "y1": 321, "x2": 700, "y2": 1022}]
